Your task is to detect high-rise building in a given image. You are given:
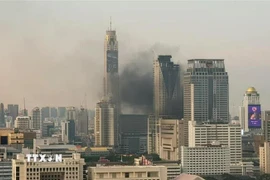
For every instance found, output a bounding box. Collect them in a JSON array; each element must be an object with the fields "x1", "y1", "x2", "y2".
[
  {"x1": 0, "y1": 103, "x2": 5, "y2": 127},
  {"x1": 50, "y1": 107, "x2": 58, "y2": 118},
  {"x1": 7, "y1": 104, "x2": 19, "y2": 122},
  {"x1": 184, "y1": 59, "x2": 229, "y2": 123},
  {"x1": 32, "y1": 107, "x2": 41, "y2": 130},
  {"x1": 67, "y1": 107, "x2": 76, "y2": 120},
  {"x1": 188, "y1": 121, "x2": 242, "y2": 167},
  {"x1": 14, "y1": 116, "x2": 31, "y2": 130},
  {"x1": 119, "y1": 115, "x2": 148, "y2": 154},
  {"x1": 42, "y1": 120, "x2": 54, "y2": 137},
  {"x1": 153, "y1": 55, "x2": 181, "y2": 118},
  {"x1": 239, "y1": 87, "x2": 261, "y2": 132},
  {"x1": 41, "y1": 107, "x2": 50, "y2": 121},
  {"x1": 263, "y1": 111, "x2": 270, "y2": 141},
  {"x1": 62, "y1": 120, "x2": 75, "y2": 144},
  {"x1": 94, "y1": 97, "x2": 117, "y2": 147},
  {"x1": 147, "y1": 115, "x2": 158, "y2": 154},
  {"x1": 104, "y1": 22, "x2": 119, "y2": 112},
  {"x1": 260, "y1": 142, "x2": 270, "y2": 174},
  {"x1": 58, "y1": 107, "x2": 66, "y2": 119},
  {"x1": 77, "y1": 107, "x2": 88, "y2": 136}
]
